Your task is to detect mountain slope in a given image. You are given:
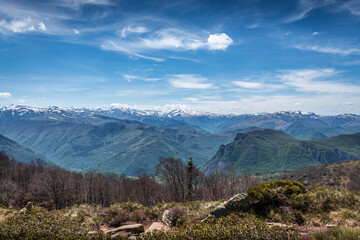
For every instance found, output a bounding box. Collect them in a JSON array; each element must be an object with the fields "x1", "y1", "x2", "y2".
[
  {"x1": 0, "y1": 111, "x2": 243, "y2": 175},
  {"x1": 277, "y1": 160, "x2": 360, "y2": 191},
  {"x1": 205, "y1": 129, "x2": 360, "y2": 174},
  {"x1": 0, "y1": 134, "x2": 45, "y2": 163}
]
